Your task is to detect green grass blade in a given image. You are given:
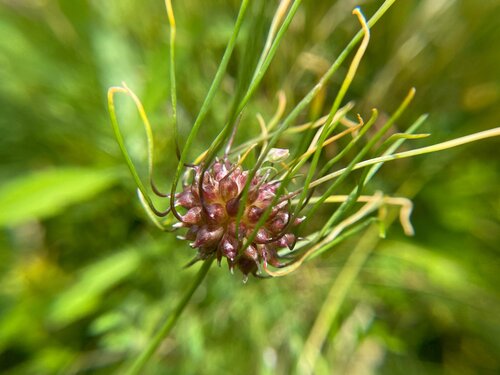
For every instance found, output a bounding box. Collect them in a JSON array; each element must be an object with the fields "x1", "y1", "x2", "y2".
[
  {"x1": 306, "y1": 88, "x2": 416, "y2": 221},
  {"x1": 165, "y1": 0, "x2": 180, "y2": 159},
  {"x1": 169, "y1": 0, "x2": 250, "y2": 213}
]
